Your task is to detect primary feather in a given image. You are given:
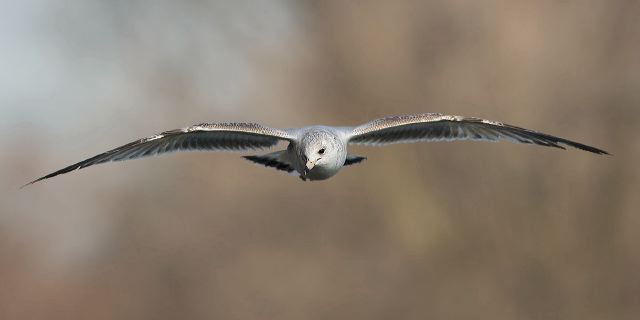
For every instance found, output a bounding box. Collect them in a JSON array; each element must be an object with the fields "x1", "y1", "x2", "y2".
[{"x1": 347, "y1": 113, "x2": 608, "y2": 154}]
